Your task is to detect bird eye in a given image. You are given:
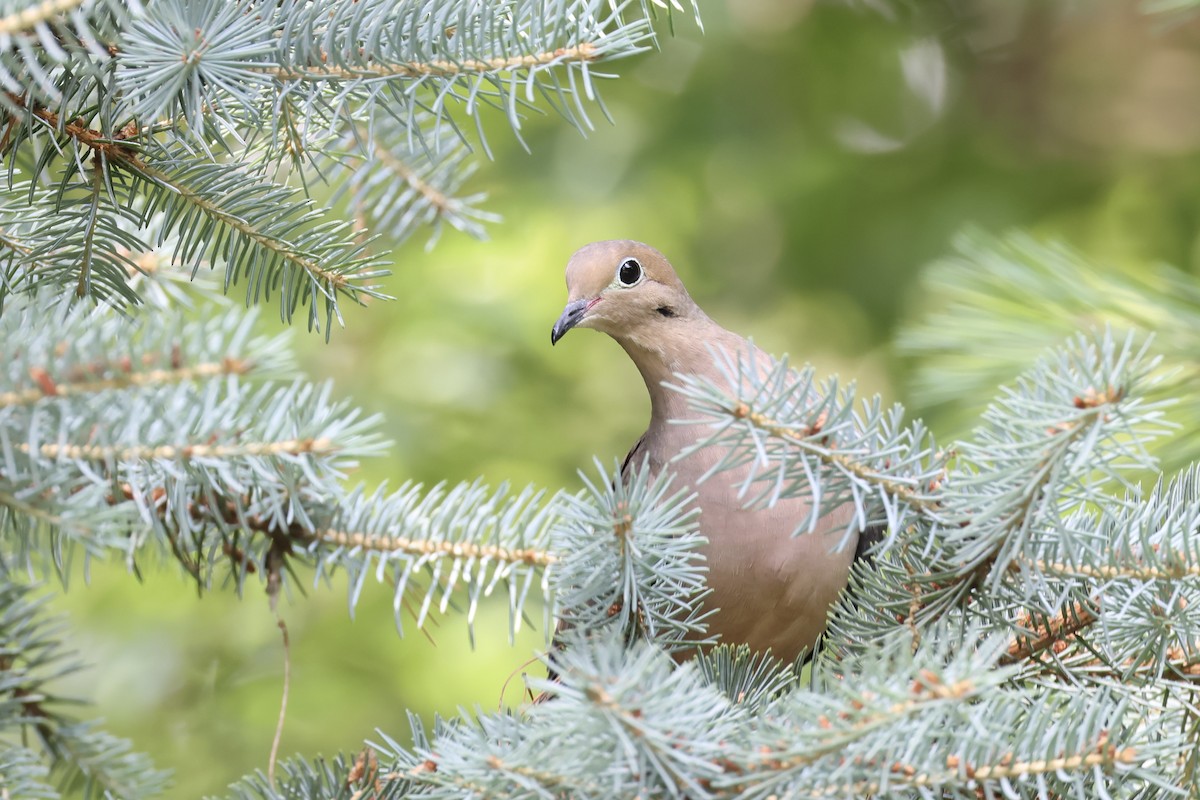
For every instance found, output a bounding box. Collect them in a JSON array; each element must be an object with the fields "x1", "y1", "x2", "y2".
[{"x1": 617, "y1": 258, "x2": 642, "y2": 286}]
